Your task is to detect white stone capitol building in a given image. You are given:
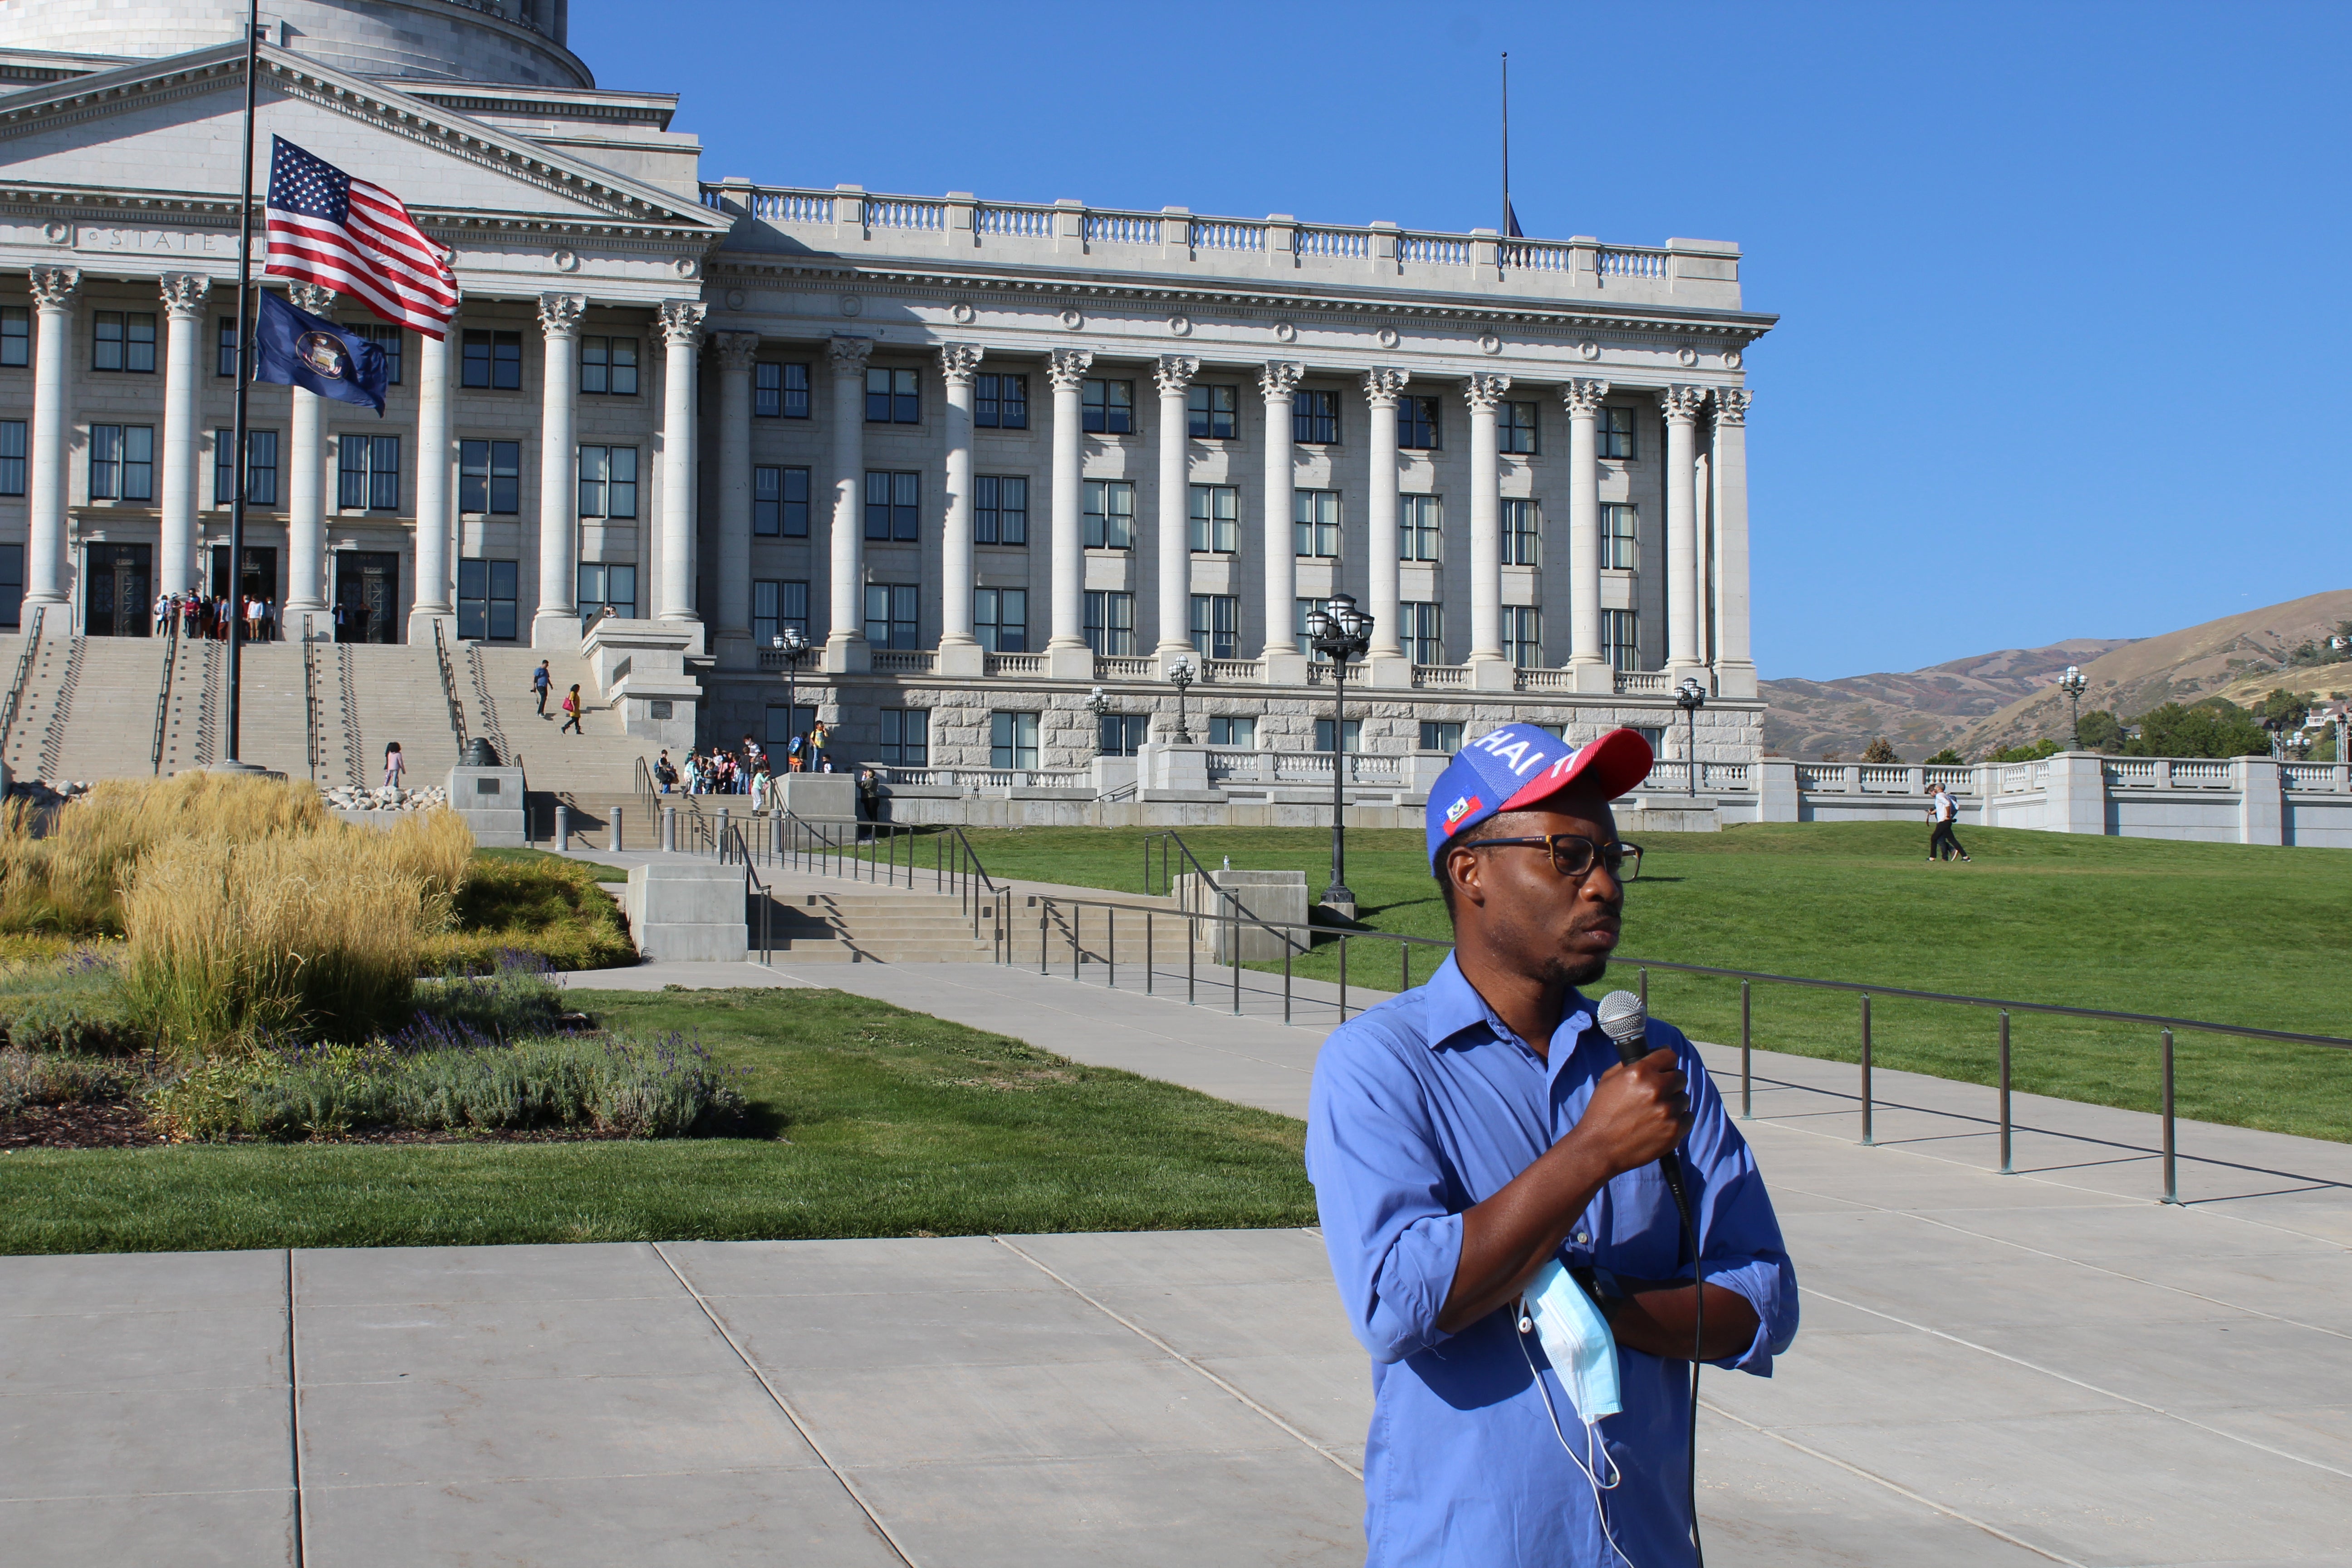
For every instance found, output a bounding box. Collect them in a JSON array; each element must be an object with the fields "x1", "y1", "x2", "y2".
[{"x1": 0, "y1": 0, "x2": 1772, "y2": 808}]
